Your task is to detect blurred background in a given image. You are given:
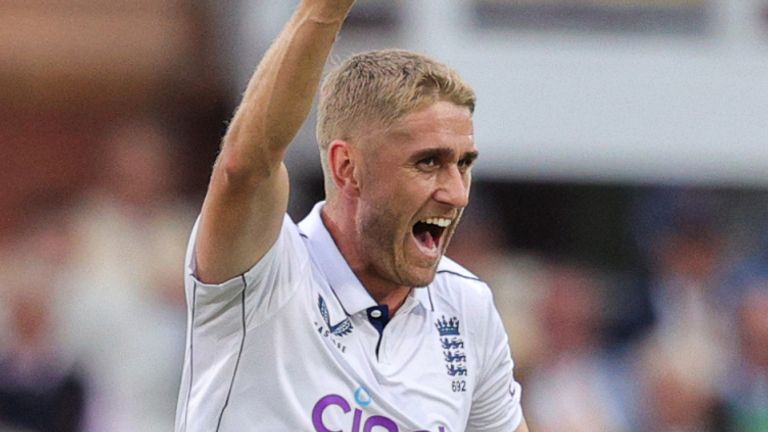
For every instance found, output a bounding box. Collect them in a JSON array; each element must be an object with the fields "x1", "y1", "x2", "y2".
[{"x1": 1, "y1": 0, "x2": 768, "y2": 431}]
